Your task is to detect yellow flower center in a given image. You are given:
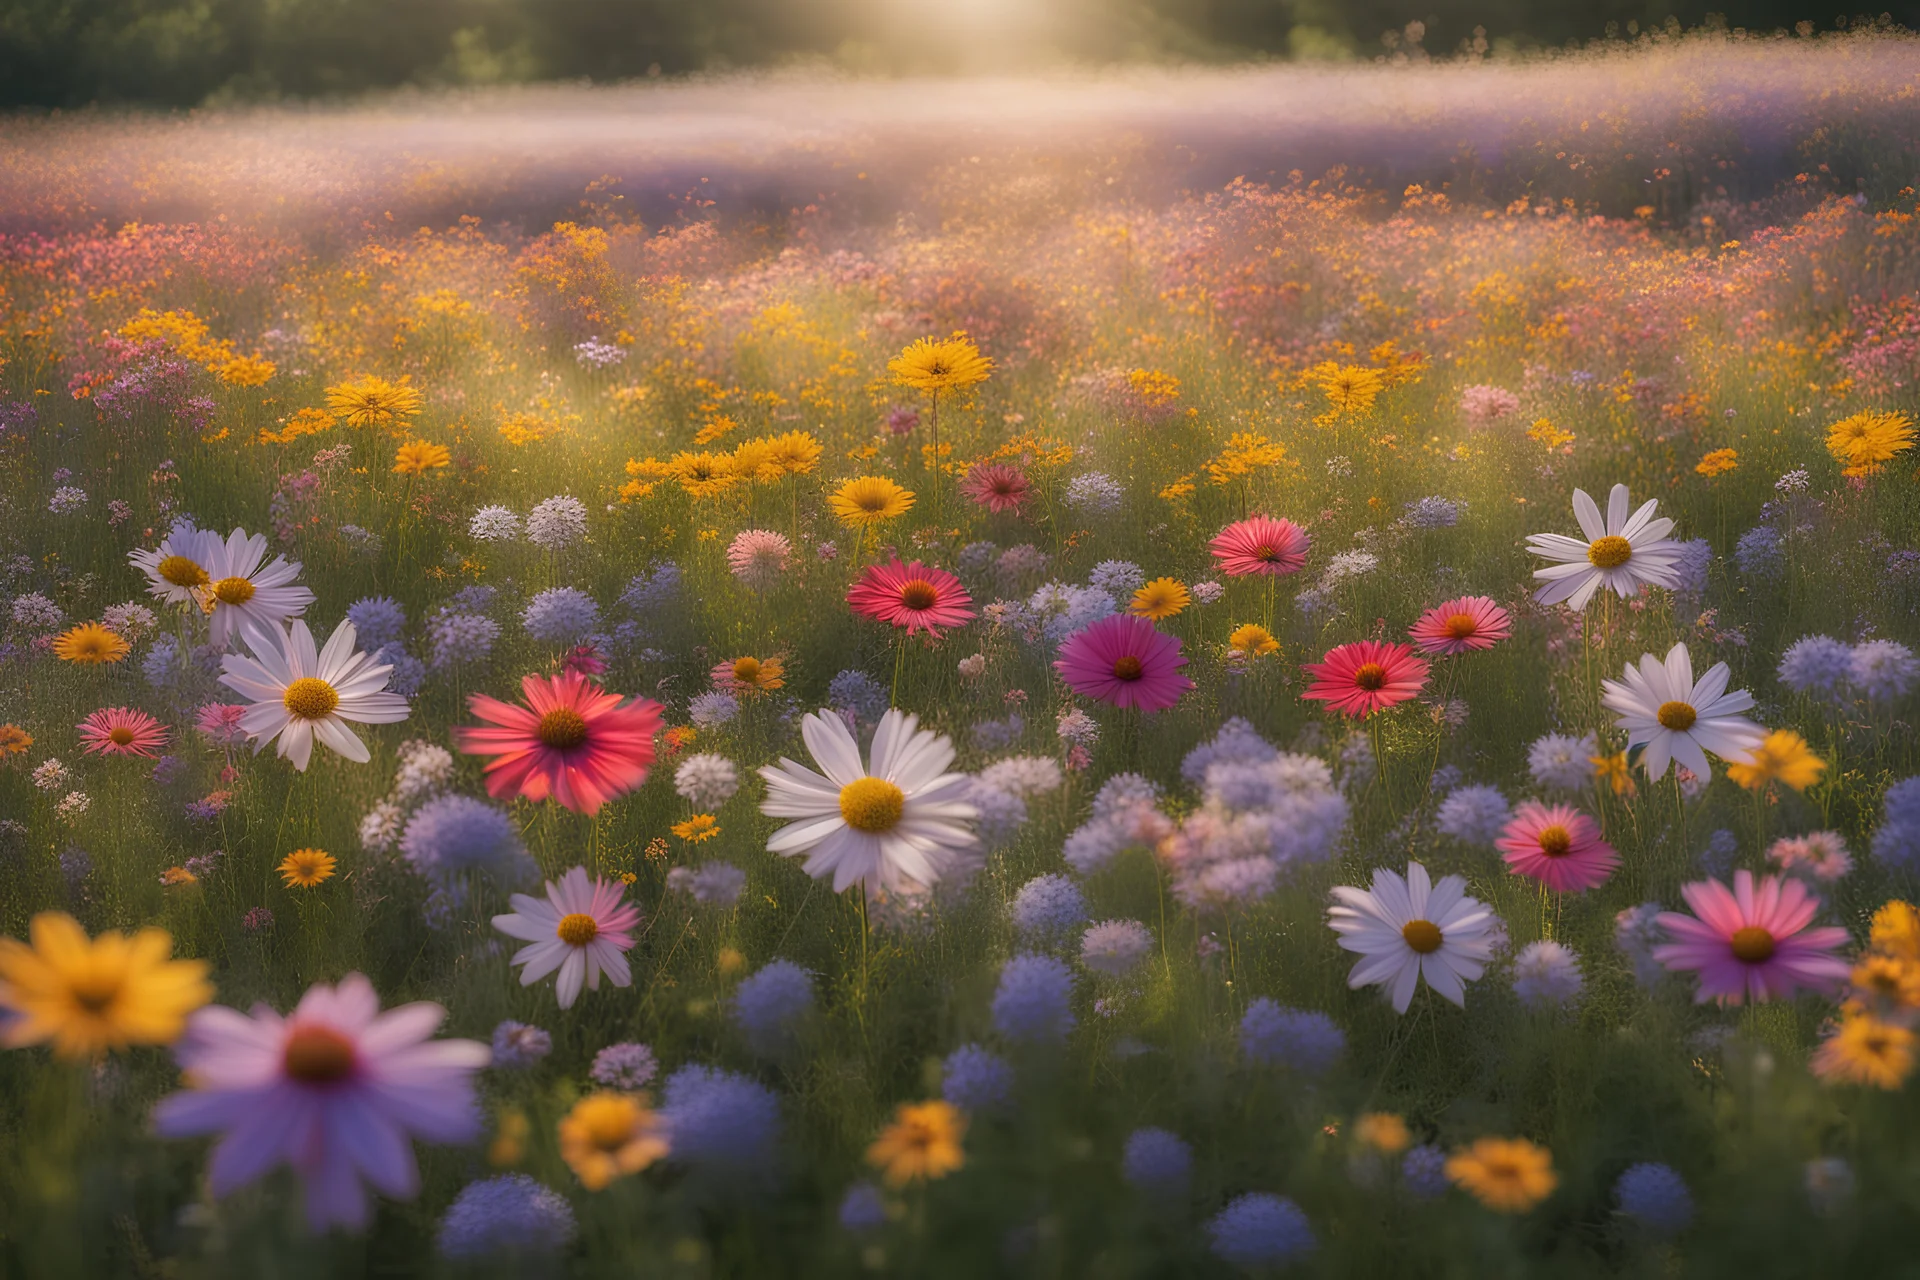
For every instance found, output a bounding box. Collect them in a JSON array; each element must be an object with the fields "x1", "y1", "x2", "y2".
[
  {"x1": 210, "y1": 576, "x2": 256, "y2": 605},
  {"x1": 557, "y1": 912, "x2": 600, "y2": 946},
  {"x1": 1656, "y1": 700, "x2": 1697, "y2": 732},
  {"x1": 1401, "y1": 919, "x2": 1444, "y2": 954},
  {"x1": 1535, "y1": 825, "x2": 1573, "y2": 857},
  {"x1": 839, "y1": 776, "x2": 906, "y2": 833},
  {"x1": 282, "y1": 677, "x2": 340, "y2": 720},
  {"x1": 1586, "y1": 535, "x2": 1633, "y2": 569},
  {"x1": 1443, "y1": 612, "x2": 1479, "y2": 640},
  {"x1": 1730, "y1": 926, "x2": 1776, "y2": 964},
  {"x1": 282, "y1": 1024, "x2": 358, "y2": 1083},
  {"x1": 157, "y1": 555, "x2": 209, "y2": 587},
  {"x1": 67, "y1": 969, "x2": 123, "y2": 1013},
  {"x1": 1112, "y1": 654, "x2": 1144, "y2": 681},
  {"x1": 1353, "y1": 662, "x2": 1388, "y2": 691},
  {"x1": 537, "y1": 707, "x2": 590, "y2": 749},
  {"x1": 899, "y1": 580, "x2": 939, "y2": 611},
  {"x1": 732, "y1": 657, "x2": 762, "y2": 684}
]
